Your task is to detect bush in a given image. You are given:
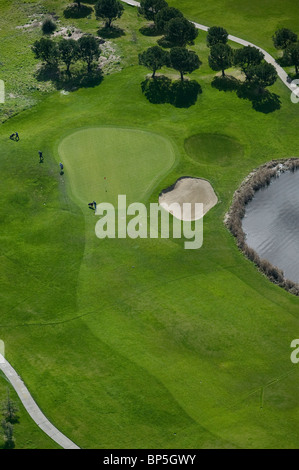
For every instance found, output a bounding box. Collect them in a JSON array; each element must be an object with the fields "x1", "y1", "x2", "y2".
[{"x1": 42, "y1": 17, "x2": 57, "y2": 35}]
